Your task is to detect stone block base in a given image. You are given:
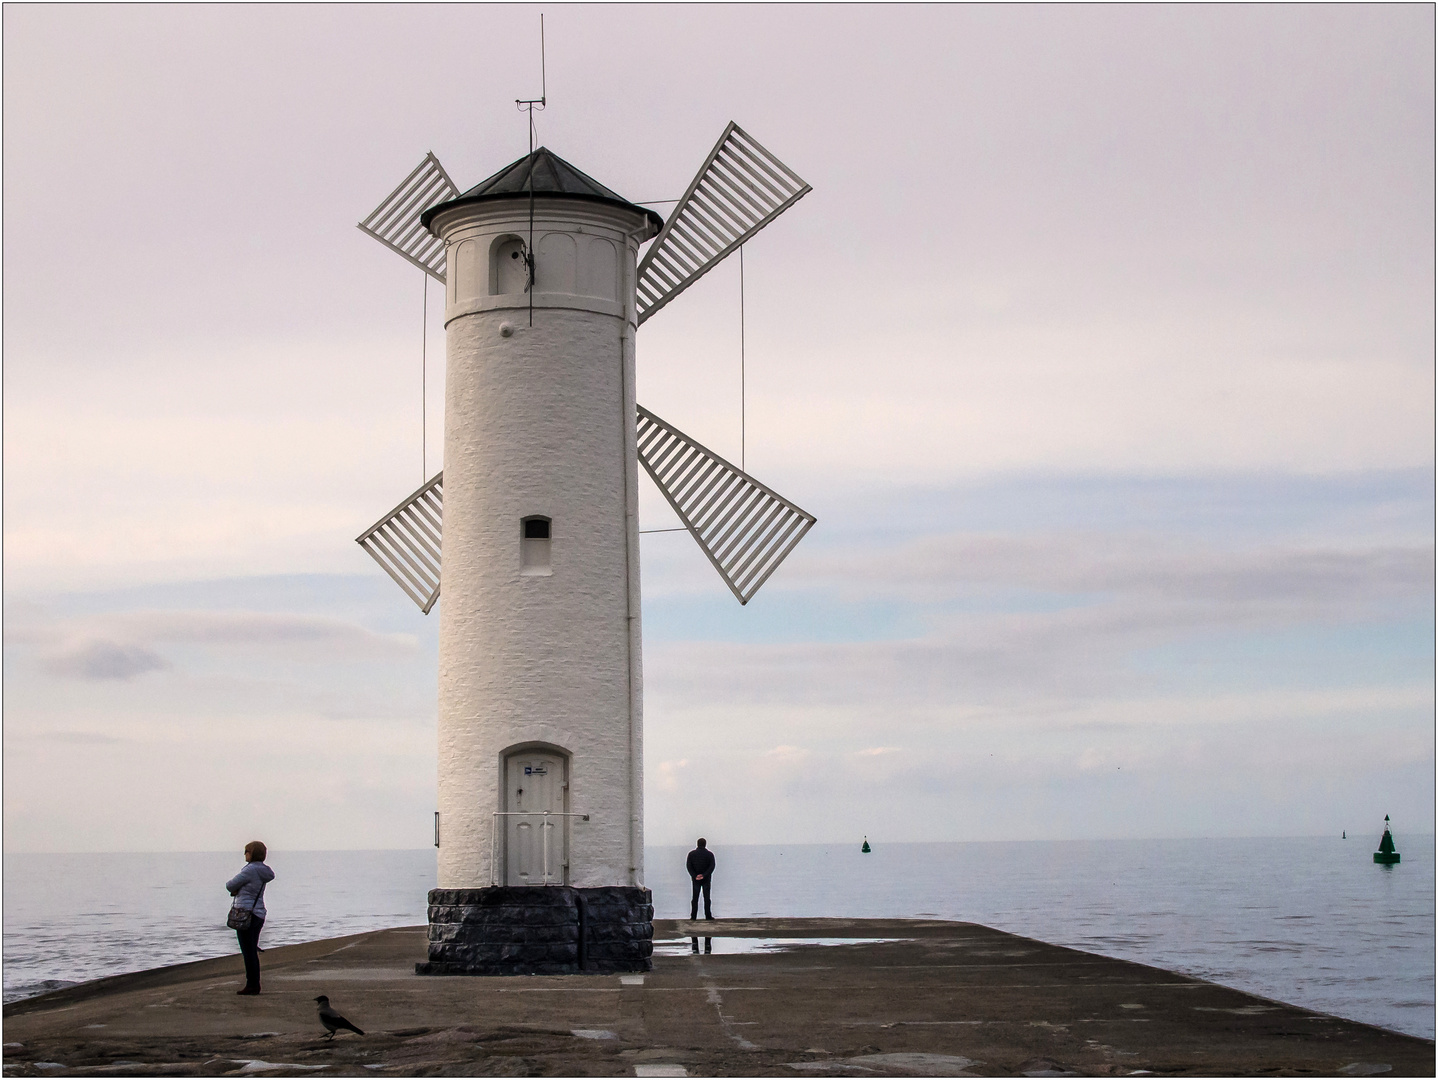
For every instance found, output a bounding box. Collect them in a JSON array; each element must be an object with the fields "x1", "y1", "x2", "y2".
[{"x1": 415, "y1": 885, "x2": 653, "y2": 976}]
